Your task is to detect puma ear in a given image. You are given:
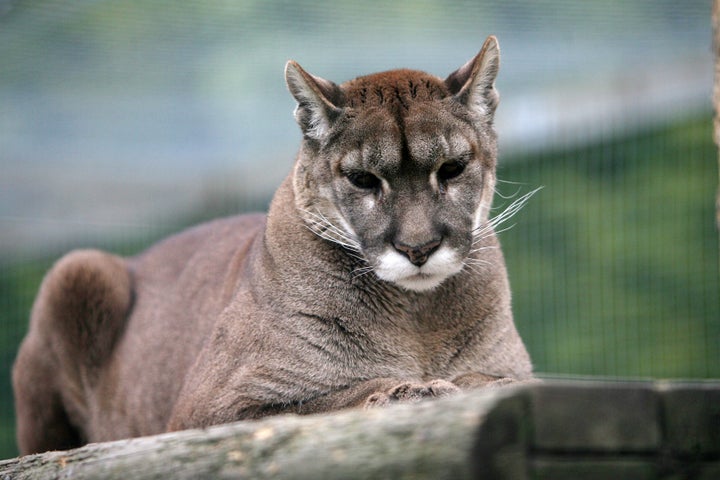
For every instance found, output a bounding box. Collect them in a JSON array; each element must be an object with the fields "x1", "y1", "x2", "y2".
[
  {"x1": 444, "y1": 35, "x2": 500, "y2": 122},
  {"x1": 285, "y1": 60, "x2": 342, "y2": 141}
]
